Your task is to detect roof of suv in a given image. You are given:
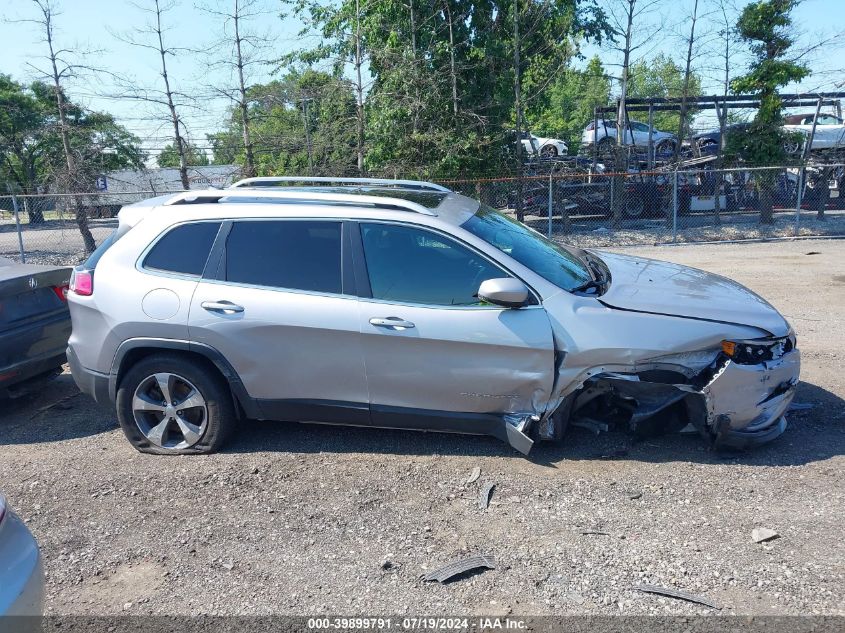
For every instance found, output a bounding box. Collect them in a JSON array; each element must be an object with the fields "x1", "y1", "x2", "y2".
[{"x1": 117, "y1": 178, "x2": 482, "y2": 231}]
